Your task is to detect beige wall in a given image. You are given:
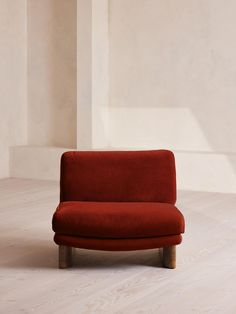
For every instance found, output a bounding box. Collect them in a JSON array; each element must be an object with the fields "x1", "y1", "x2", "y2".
[
  {"x1": 2, "y1": 0, "x2": 236, "y2": 192},
  {"x1": 77, "y1": 0, "x2": 109, "y2": 150},
  {"x1": 108, "y1": 0, "x2": 236, "y2": 192},
  {"x1": 27, "y1": 0, "x2": 77, "y2": 148},
  {"x1": 0, "y1": 0, "x2": 27, "y2": 178},
  {"x1": 109, "y1": 0, "x2": 236, "y2": 151}
]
